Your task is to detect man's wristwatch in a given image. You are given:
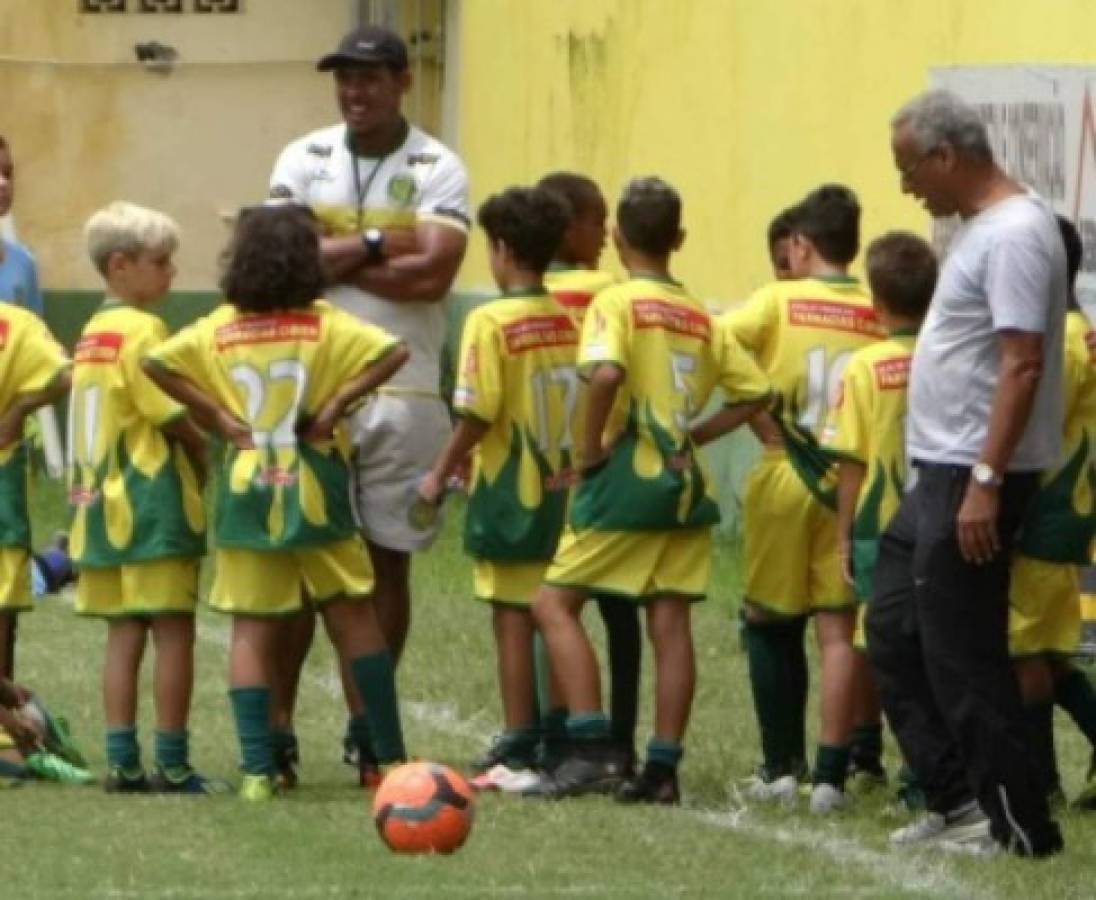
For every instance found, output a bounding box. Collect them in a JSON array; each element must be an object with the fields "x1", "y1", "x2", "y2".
[
  {"x1": 971, "y1": 462, "x2": 1002, "y2": 488},
  {"x1": 362, "y1": 228, "x2": 385, "y2": 265}
]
